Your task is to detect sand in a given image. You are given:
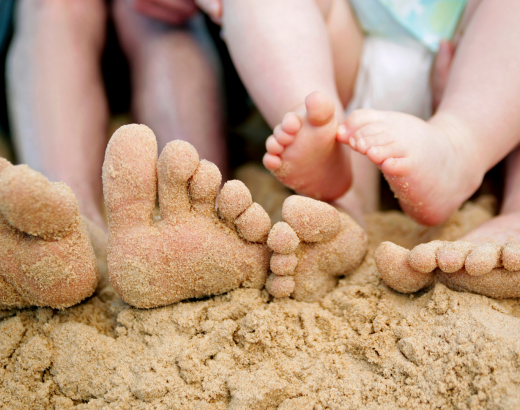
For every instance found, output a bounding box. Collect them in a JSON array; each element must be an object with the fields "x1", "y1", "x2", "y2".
[{"x1": 1, "y1": 182, "x2": 520, "y2": 409}]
